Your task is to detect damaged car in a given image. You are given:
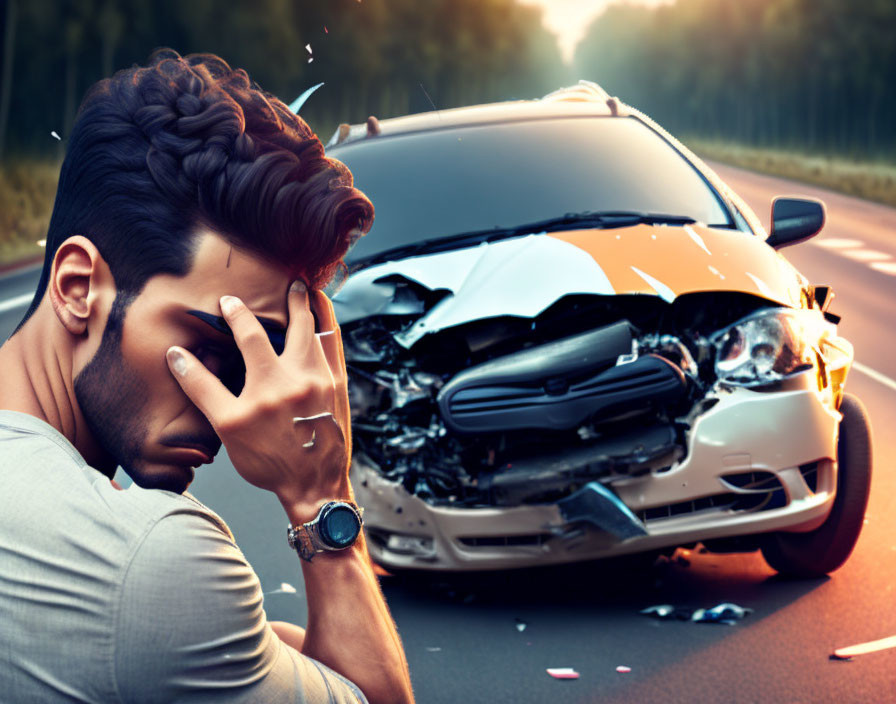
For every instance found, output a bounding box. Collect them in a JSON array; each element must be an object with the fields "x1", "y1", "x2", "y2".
[{"x1": 324, "y1": 81, "x2": 872, "y2": 577}]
